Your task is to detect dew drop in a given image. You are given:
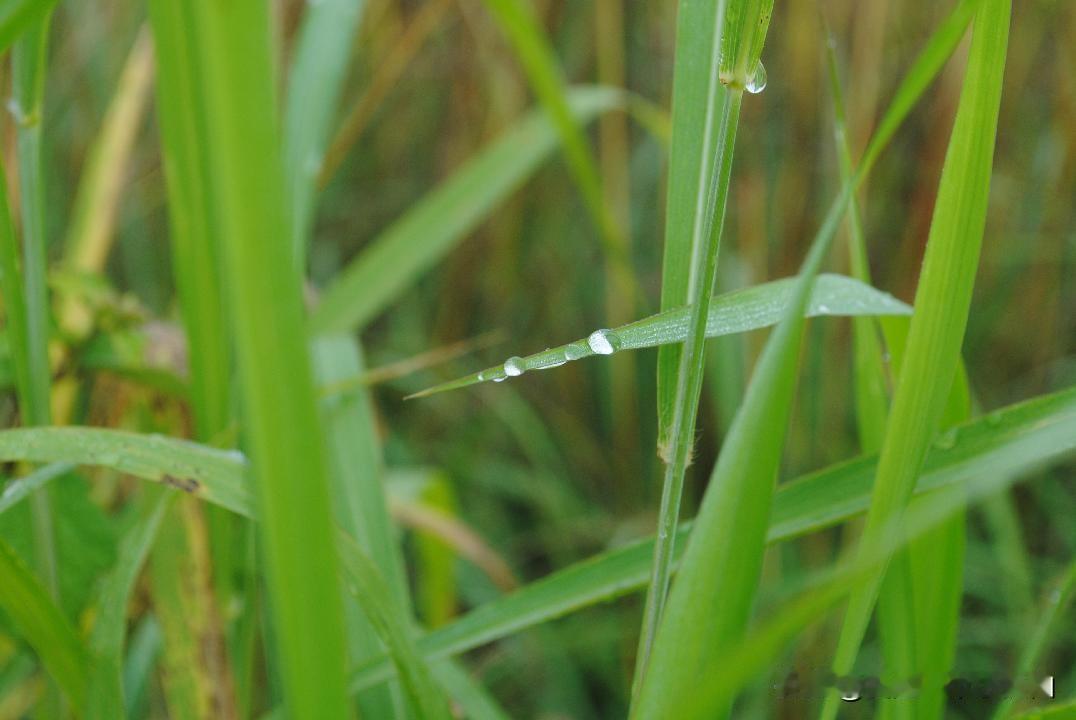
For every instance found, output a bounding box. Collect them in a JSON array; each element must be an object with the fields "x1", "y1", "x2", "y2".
[
  {"x1": 564, "y1": 343, "x2": 588, "y2": 361},
  {"x1": 817, "y1": 303, "x2": 831, "y2": 314},
  {"x1": 841, "y1": 689, "x2": 861, "y2": 702},
  {"x1": 587, "y1": 329, "x2": 622, "y2": 355},
  {"x1": 492, "y1": 377, "x2": 506, "y2": 383},
  {"x1": 503, "y1": 356, "x2": 526, "y2": 377},
  {"x1": 746, "y1": 61, "x2": 767, "y2": 94}
]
